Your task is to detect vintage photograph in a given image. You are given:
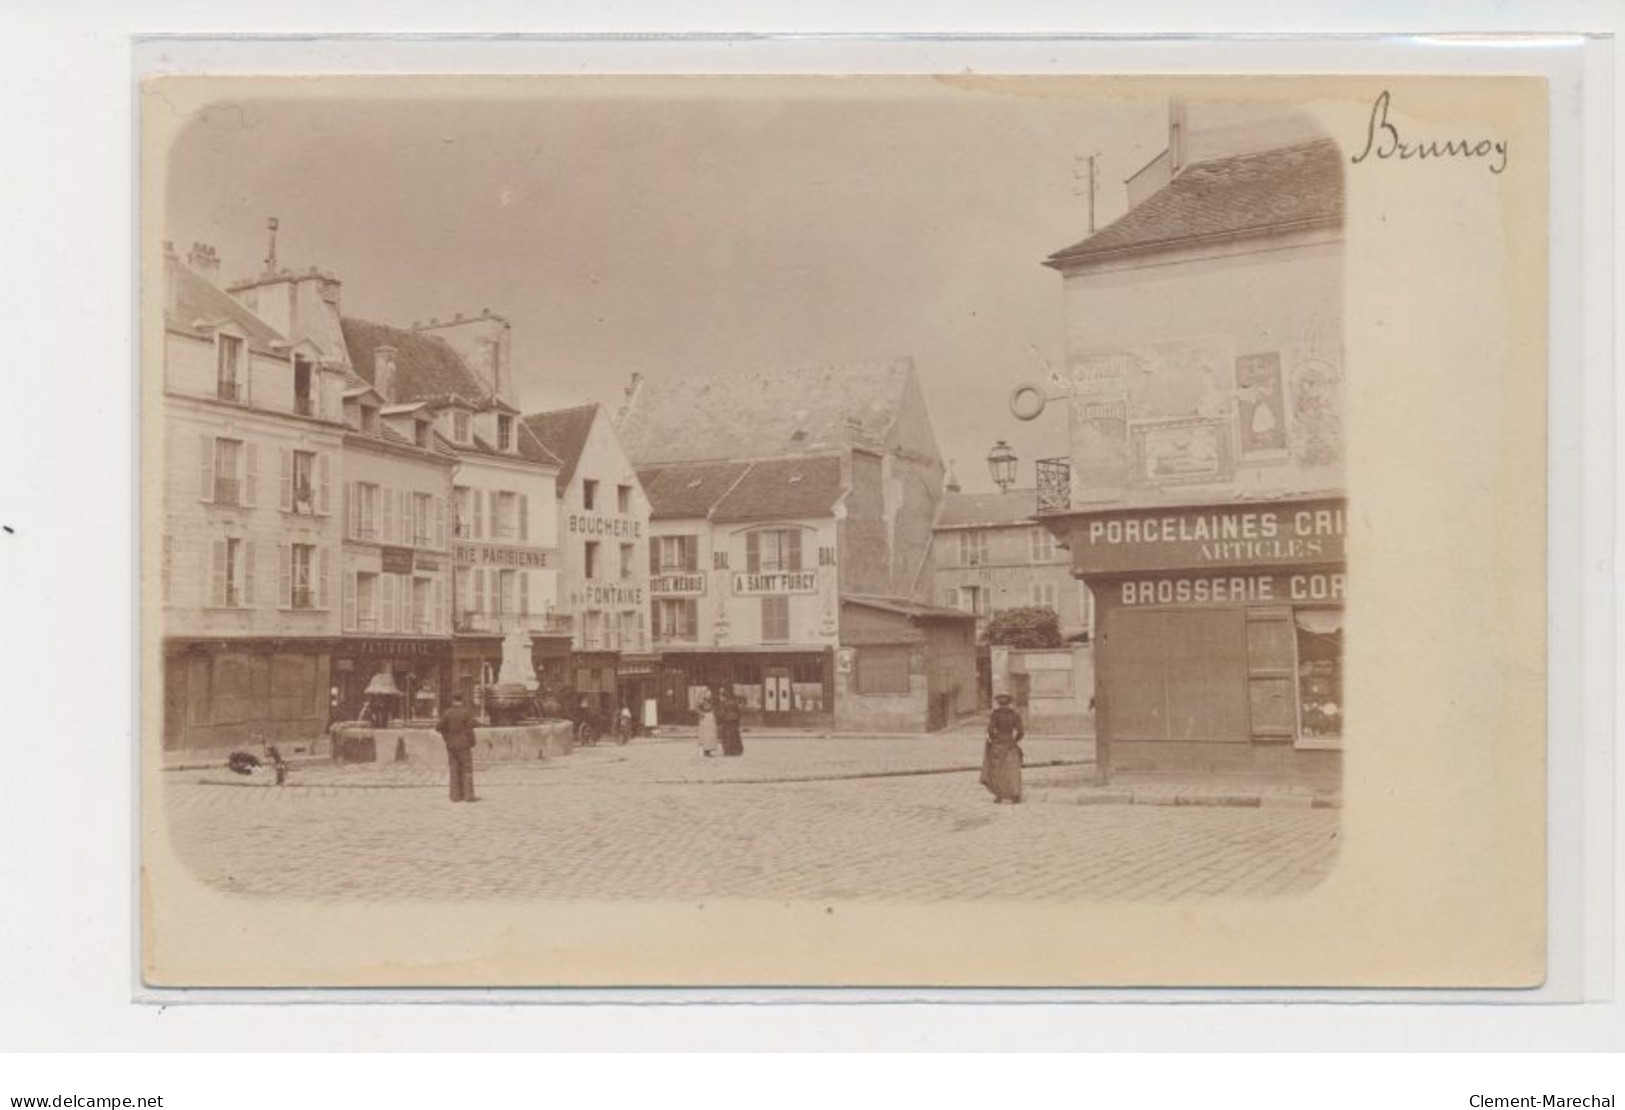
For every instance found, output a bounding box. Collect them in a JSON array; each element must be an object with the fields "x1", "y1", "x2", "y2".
[{"x1": 140, "y1": 75, "x2": 1544, "y2": 987}]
